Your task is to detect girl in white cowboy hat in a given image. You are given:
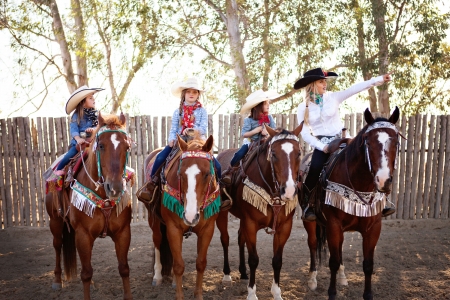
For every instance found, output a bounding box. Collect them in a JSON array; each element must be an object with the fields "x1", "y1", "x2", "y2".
[
  {"x1": 222, "y1": 89, "x2": 280, "y2": 184},
  {"x1": 295, "y1": 68, "x2": 394, "y2": 221},
  {"x1": 55, "y1": 86, "x2": 104, "y2": 174},
  {"x1": 140, "y1": 77, "x2": 230, "y2": 209}
]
